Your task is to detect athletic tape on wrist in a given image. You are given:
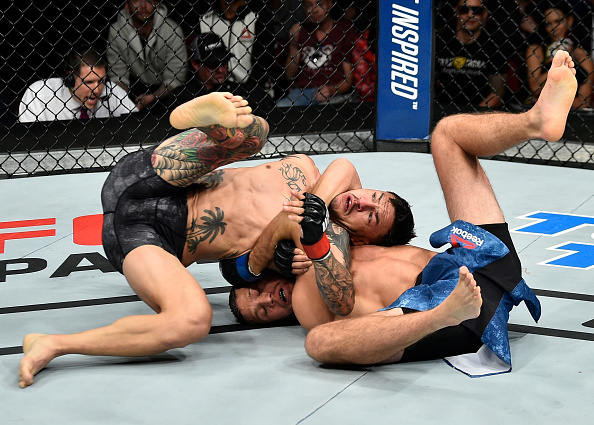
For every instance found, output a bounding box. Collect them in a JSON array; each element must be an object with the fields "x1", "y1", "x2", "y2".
[
  {"x1": 236, "y1": 252, "x2": 261, "y2": 282},
  {"x1": 302, "y1": 234, "x2": 331, "y2": 261}
]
